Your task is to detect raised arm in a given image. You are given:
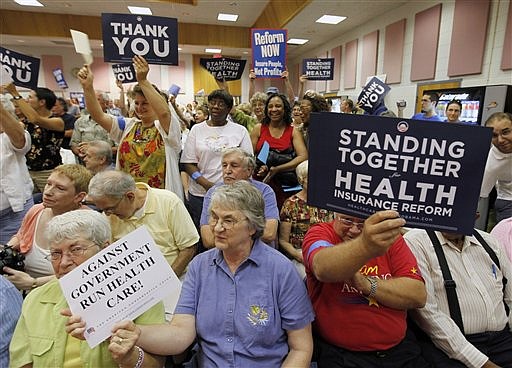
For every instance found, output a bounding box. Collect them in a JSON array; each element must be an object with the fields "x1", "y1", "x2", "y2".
[
  {"x1": 133, "y1": 55, "x2": 171, "y2": 133},
  {"x1": 116, "y1": 79, "x2": 128, "y2": 117},
  {"x1": 77, "y1": 65, "x2": 114, "y2": 132},
  {"x1": 297, "y1": 74, "x2": 308, "y2": 100},
  {"x1": 248, "y1": 69, "x2": 256, "y2": 100},
  {"x1": 0, "y1": 102, "x2": 26, "y2": 148},
  {"x1": 5, "y1": 83, "x2": 64, "y2": 132},
  {"x1": 281, "y1": 70, "x2": 296, "y2": 105},
  {"x1": 309, "y1": 211, "x2": 405, "y2": 282}
]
